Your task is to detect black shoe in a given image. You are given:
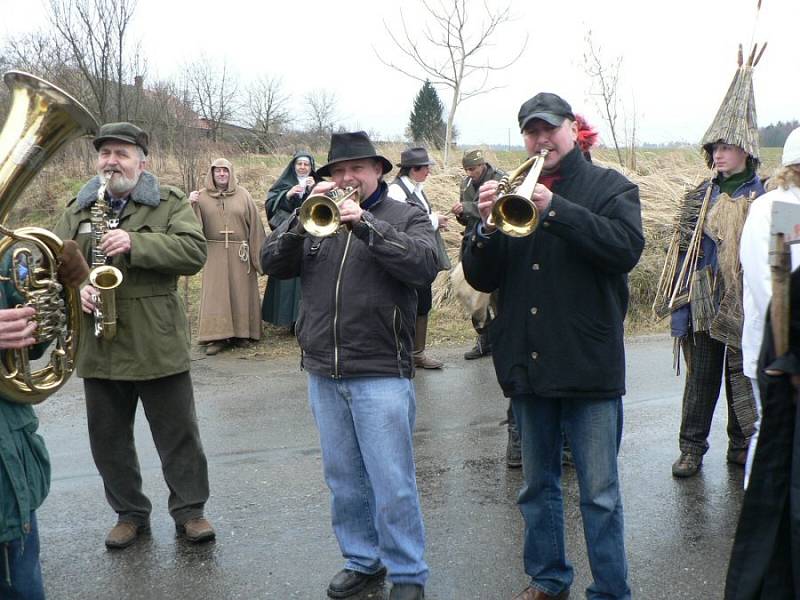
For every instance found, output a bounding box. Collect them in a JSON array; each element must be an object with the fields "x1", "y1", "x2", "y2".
[
  {"x1": 327, "y1": 567, "x2": 387, "y2": 598},
  {"x1": 390, "y1": 584, "x2": 425, "y2": 599},
  {"x1": 464, "y1": 340, "x2": 491, "y2": 360},
  {"x1": 672, "y1": 452, "x2": 702, "y2": 477}
]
